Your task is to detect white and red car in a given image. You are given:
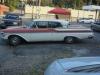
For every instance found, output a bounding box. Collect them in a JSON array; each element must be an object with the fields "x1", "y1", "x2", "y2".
[{"x1": 0, "y1": 19, "x2": 93, "y2": 46}]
